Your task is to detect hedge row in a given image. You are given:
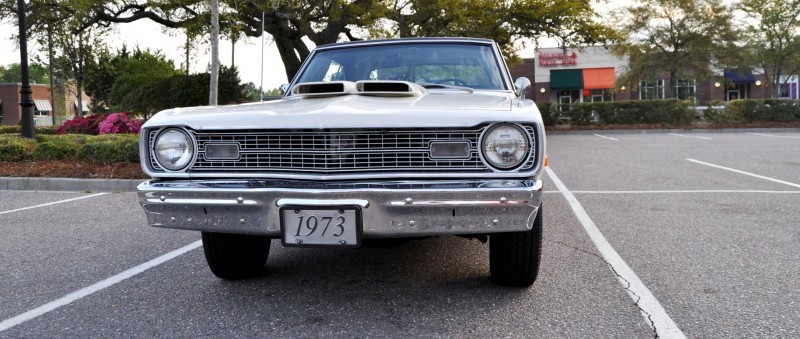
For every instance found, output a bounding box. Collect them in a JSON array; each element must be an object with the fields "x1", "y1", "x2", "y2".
[
  {"x1": 537, "y1": 99, "x2": 695, "y2": 126},
  {"x1": 0, "y1": 125, "x2": 59, "y2": 135},
  {"x1": 704, "y1": 99, "x2": 800, "y2": 123},
  {"x1": 0, "y1": 134, "x2": 139, "y2": 163}
]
